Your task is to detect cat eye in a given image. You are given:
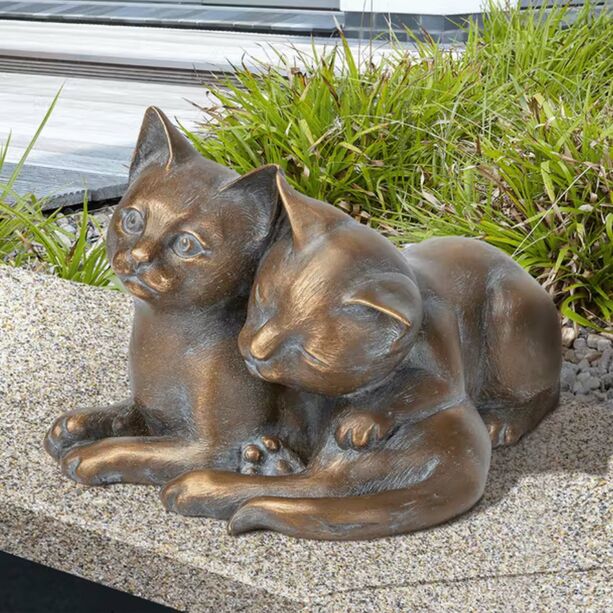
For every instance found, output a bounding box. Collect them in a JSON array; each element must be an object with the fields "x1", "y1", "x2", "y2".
[
  {"x1": 172, "y1": 232, "x2": 207, "y2": 258},
  {"x1": 121, "y1": 208, "x2": 145, "y2": 235}
]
